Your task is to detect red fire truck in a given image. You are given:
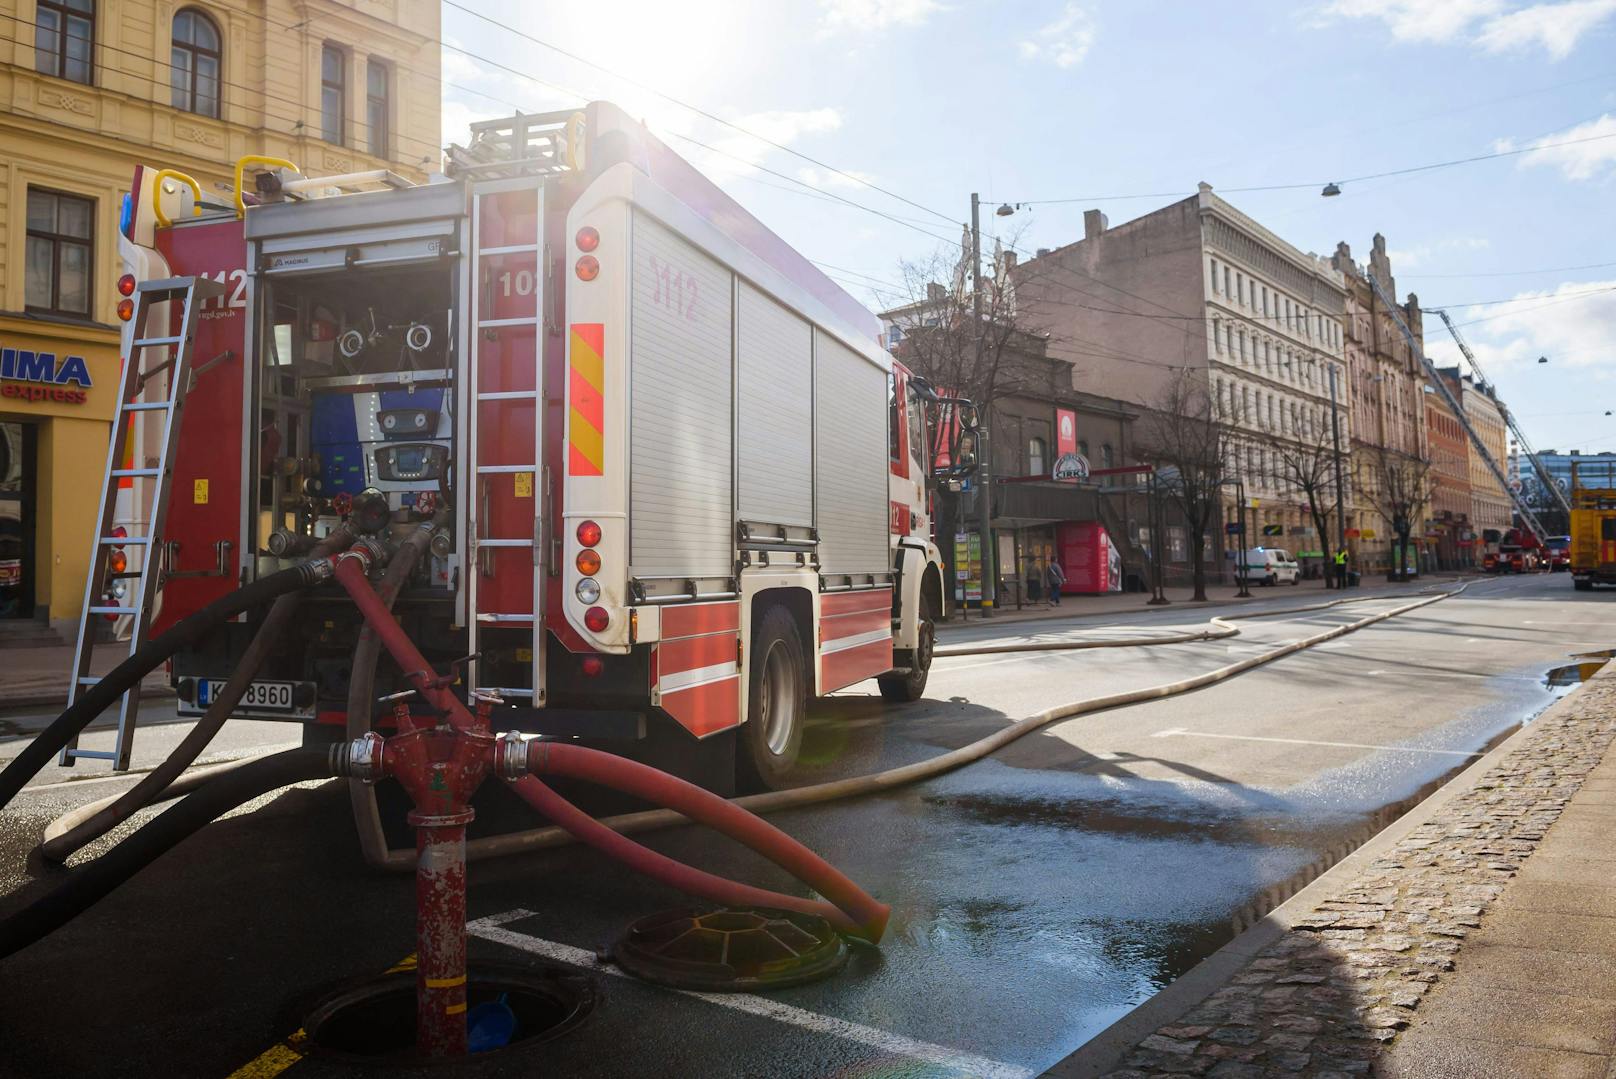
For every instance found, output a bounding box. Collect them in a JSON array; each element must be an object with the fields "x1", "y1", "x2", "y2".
[{"x1": 82, "y1": 102, "x2": 972, "y2": 791}]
